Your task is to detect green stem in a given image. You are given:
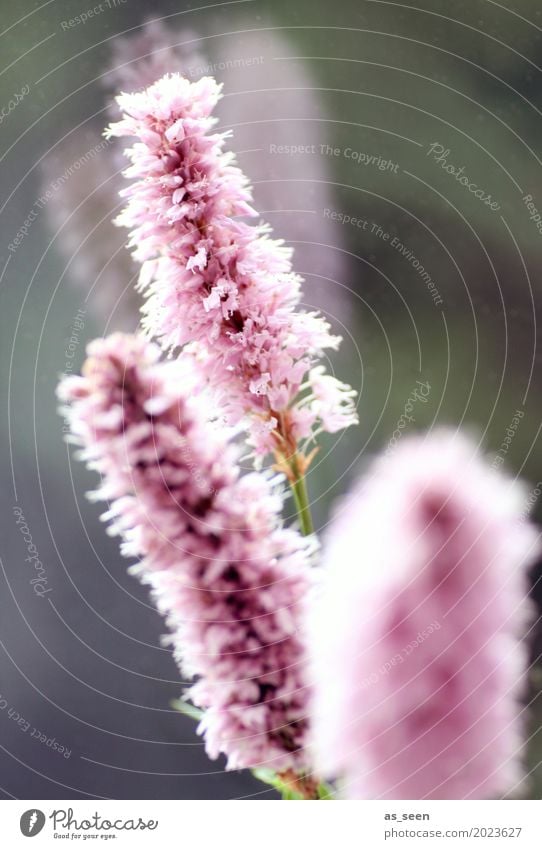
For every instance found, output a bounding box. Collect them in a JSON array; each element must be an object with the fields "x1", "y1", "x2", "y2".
[{"x1": 290, "y1": 457, "x2": 314, "y2": 536}]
